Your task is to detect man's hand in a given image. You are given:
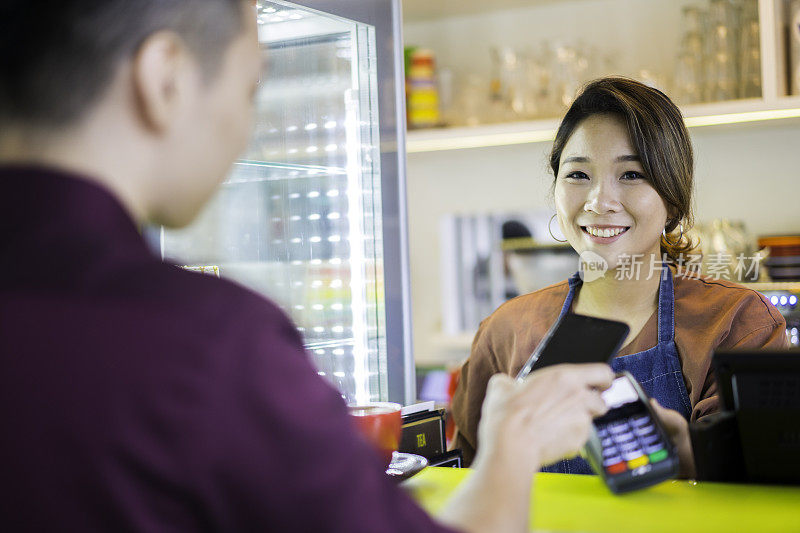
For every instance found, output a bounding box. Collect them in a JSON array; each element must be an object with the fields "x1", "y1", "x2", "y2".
[
  {"x1": 476, "y1": 363, "x2": 614, "y2": 473},
  {"x1": 650, "y1": 399, "x2": 696, "y2": 479},
  {"x1": 437, "y1": 364, "x2": 614, "y2": 533}
]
